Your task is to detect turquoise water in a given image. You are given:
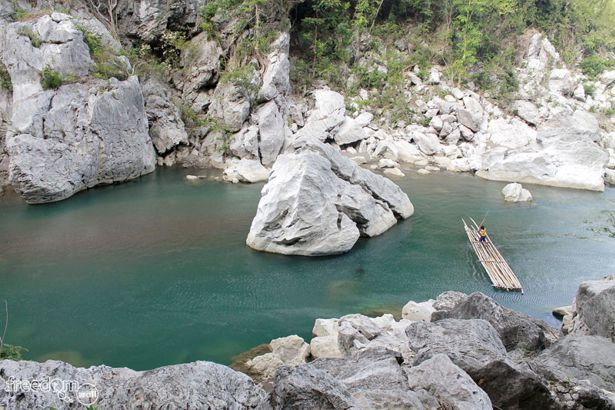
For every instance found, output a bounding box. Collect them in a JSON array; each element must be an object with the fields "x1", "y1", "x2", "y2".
[{"x1": 1, "y1": 168, "x2": 614, "y2": 370}]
